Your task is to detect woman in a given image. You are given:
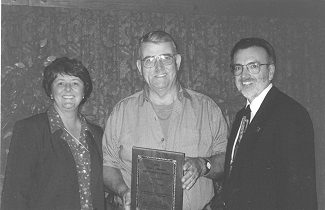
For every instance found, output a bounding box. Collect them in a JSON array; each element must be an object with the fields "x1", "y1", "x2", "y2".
[{"x1": 1, "y1": 57, "x2": 104, "y2": 210}]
